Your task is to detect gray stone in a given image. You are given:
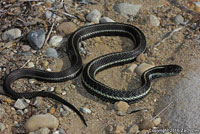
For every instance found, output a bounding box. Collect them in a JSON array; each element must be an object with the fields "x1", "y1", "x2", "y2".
[
  {"x1": 114, "y1": 3, "x2": 141, "y2": 18},
  {"x1": 60, "y1": 111, "x2": 69, "y2": 117},
  {"x1": 174, "y1": 15, "x2": 184, "y2": 24},
  {"x1": 149, "y1": 15, "x2": 160, "y2": 26},
  {"x1": 49, "y1": 35, "x2": 63, "y2": 47},
  {"x1": 86, "y1": 9, "x2": 101, "y2": 23},
  {"x1": 27, "y1": 29, "x2": 45, "y2": 50},
  {"x1": 34, "y1": 128, "x2": 50, "y2": 134},
  {"x1": 45, "y1": 11, "x2": 56, "y2": 19},
  {"x1": 0, "y1": 123, "x2": 5, "y2": 132},
  {"x1": 0, "y1": 107, "x2": 5, "y2": 119},
  {"x1": 33, "y1": 97, "x2": 43, "y2": 107},
  {"x1": 2, "y1": 28, "x2": 21, "y2": 41},
  {"x1": 100, "y1": 17, "x2": 115, "y2": 23},
  {"x1": 25, "y1": 114, "x2": 59, "y2": 132},
  {"x1": 58, "y1": 128, "x2": 66, "y2": 134},
  {"x1": 14, "y1": 99, "x2": 29, "y2": 110},
  {"x1": 46, "y1": 48, "x2": 58, "y2": 58},
  {"x1": 80, "y1": 107, "x2": 91, "y2": 114}
]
